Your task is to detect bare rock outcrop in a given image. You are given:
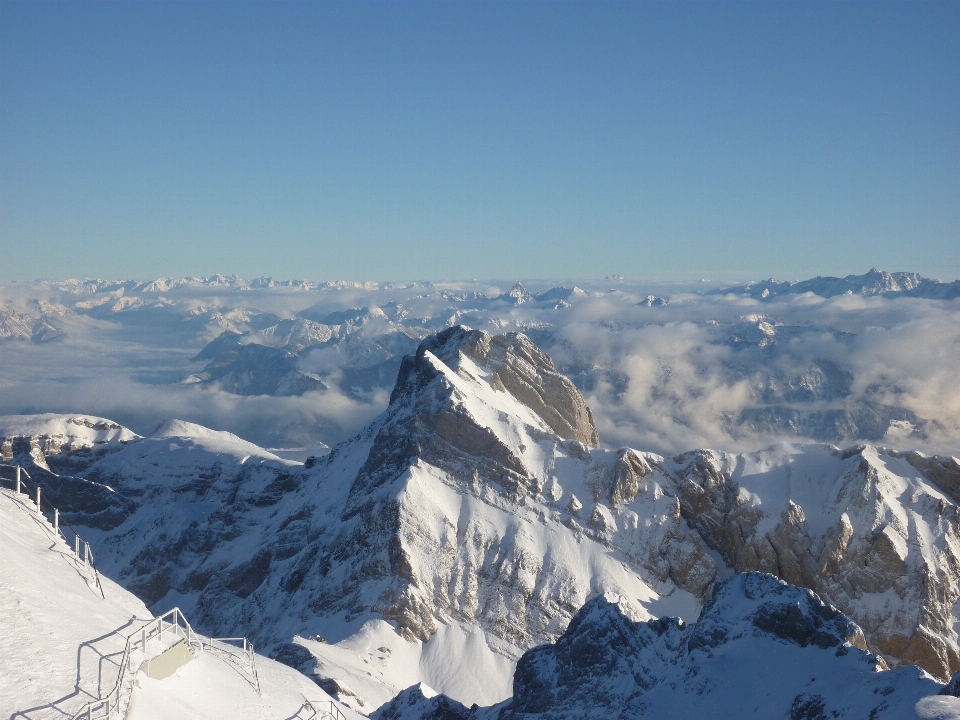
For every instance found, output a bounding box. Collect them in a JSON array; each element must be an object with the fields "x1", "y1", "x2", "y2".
[{"x1": 667, "y1": 445, "x2": 960, "y2": 680}]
